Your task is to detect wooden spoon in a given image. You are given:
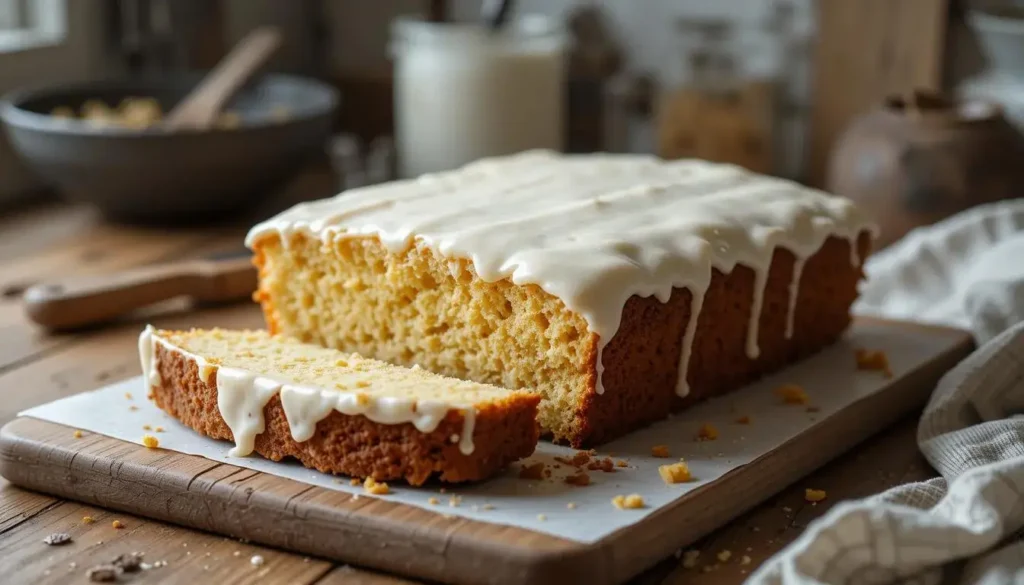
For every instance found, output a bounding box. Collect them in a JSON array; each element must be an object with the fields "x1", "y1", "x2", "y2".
[
  {"x1": 23, "y1": 256, "x2": 257, "y2": 331},
  {"x1": 164, "y1": 27, "x2": 283, "y2": 131}
]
